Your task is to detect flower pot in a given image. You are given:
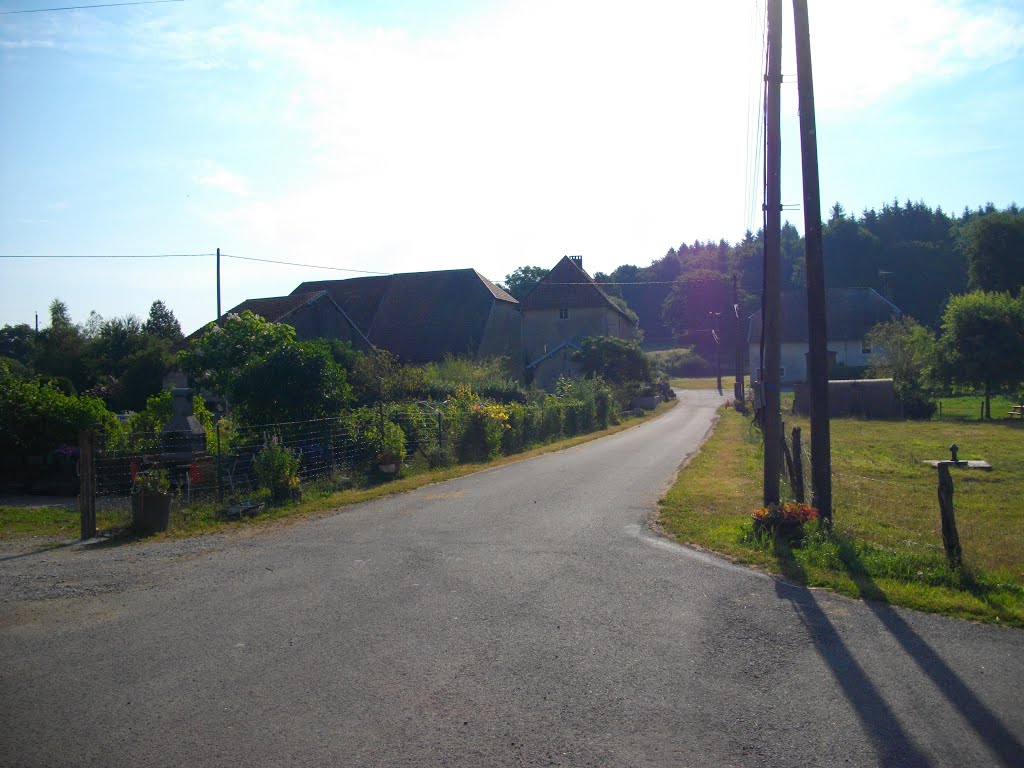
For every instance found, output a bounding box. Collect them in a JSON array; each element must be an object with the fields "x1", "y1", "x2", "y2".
[{"x1": 131, "y1": 490, "x2": 172, "y2": 535}]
